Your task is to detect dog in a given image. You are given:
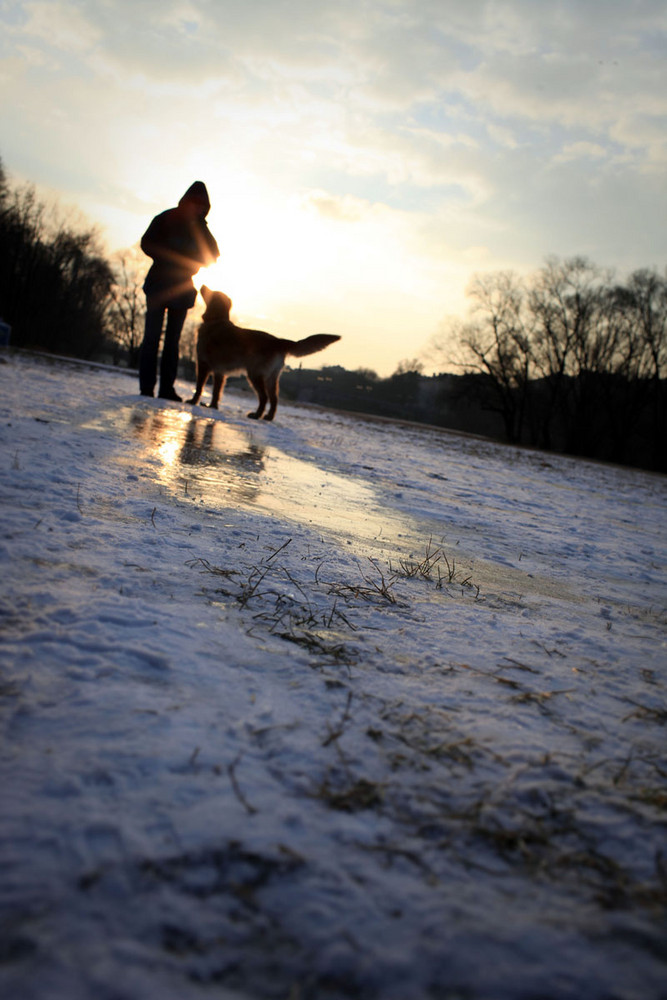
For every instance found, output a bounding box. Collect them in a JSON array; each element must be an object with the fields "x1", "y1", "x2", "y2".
[{"x1": 186, "y1": 286, "x2": 340, "y2": 420}]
